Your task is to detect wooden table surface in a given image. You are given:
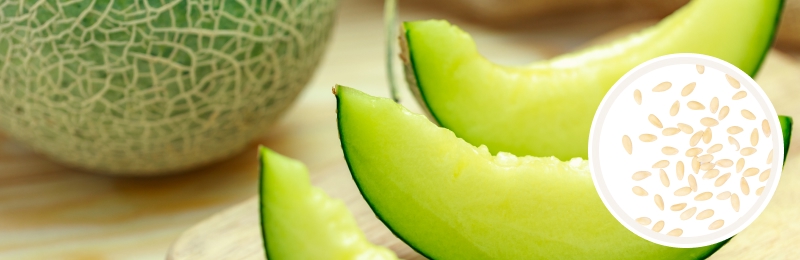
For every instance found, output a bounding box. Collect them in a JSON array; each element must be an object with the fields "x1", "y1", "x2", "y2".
[{"x1": 3, "y1": 0, "x2": 800, "y2": 259}]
